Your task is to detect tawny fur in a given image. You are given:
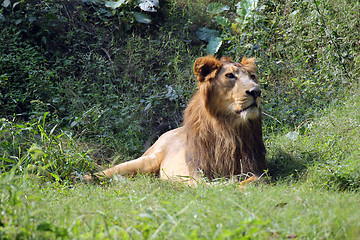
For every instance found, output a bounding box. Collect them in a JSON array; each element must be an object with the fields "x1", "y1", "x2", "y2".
[{"x1": 83, "y1": 56, "x2": 268, "y2": 186}]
